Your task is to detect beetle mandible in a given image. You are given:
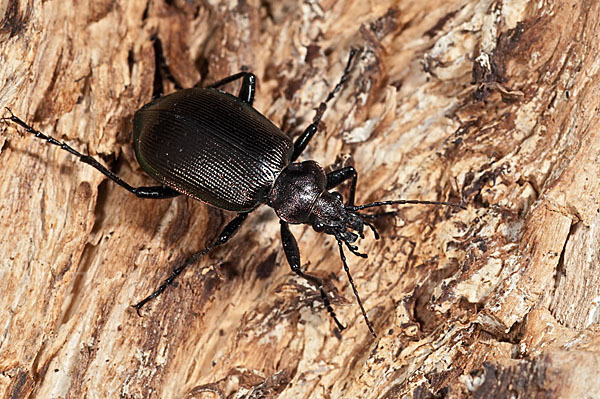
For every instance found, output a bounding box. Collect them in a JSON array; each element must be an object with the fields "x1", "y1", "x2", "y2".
[{"x1": 2, "y1": 49, "x2": 462, "y2": 337}]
